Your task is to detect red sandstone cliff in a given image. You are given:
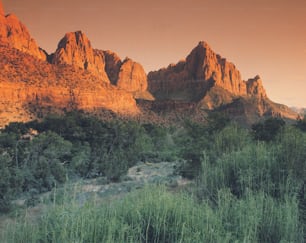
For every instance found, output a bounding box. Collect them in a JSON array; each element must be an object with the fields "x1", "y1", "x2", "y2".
[
  {"x1": 148, "y1": 41, "x2": 296, "y2": 122},
  {"x1": 52, "y1": 31, "x2": 150, "y2": 96},
  {"x1": 51, "y1": 31, "x2": 110, "y2": 83},
  {"x1": 117, "y1": 58, "x2": 148, "y2": 93},
  {"x1": 0, "y1": 45, "x2": 139, "y2": 127},
  {"x1": 0, "y1": 2, "x2": 297, "y2": 126},
  {"x1": 148, "y1": 41, "x2": 267, "y2": 101},
  {"x1": 0, "y1": 5, "x2": 46, "y2": 60}
]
